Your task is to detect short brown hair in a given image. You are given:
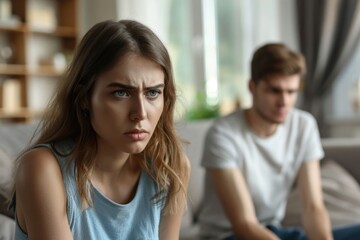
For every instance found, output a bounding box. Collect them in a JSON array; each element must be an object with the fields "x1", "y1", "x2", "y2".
[{"x1": 251, "y1": 43, "x2": 306, "y2": 84}]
